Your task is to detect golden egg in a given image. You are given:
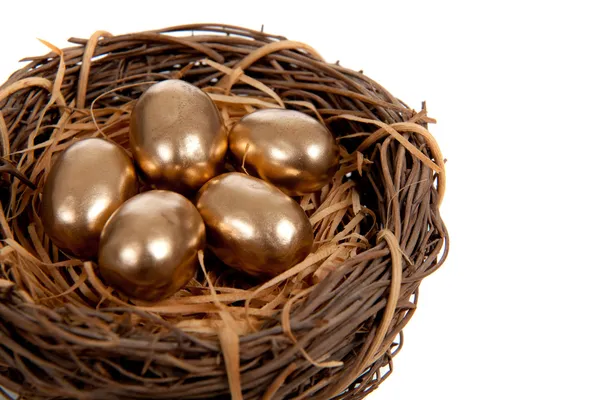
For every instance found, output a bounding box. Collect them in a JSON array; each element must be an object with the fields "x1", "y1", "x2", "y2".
[
  {"x1": 229, "y1": 109, "x2": 340, "y2": 196},
  {"x1": 130, "y1": 79, "x2": 227, "y2": 193},
  {"x1": 195, "y1": 172, "x2": 313, "y2": 278},
  {"x1": 98, "y1": 190, "x2": 205, "y2": 302},
  {"x1": 41, "y1": 138, "x2": 138, "y2": 258}
]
